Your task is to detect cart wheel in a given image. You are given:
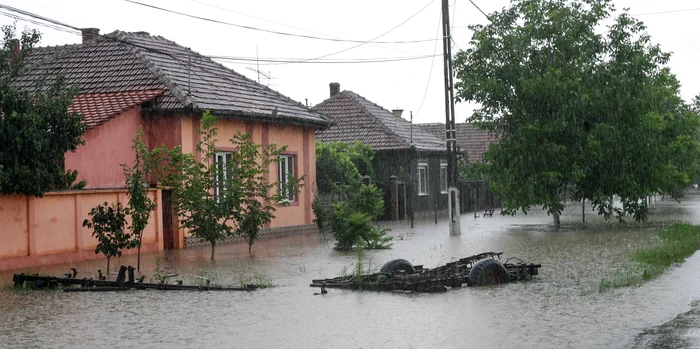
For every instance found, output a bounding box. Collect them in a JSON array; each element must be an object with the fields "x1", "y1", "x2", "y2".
[
  {"x1": 468, "y1": 259, "x2": 508, "y2": 286},
  {"x1": 380, "y1": 259, "x2": 416, "y2": 275}
]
